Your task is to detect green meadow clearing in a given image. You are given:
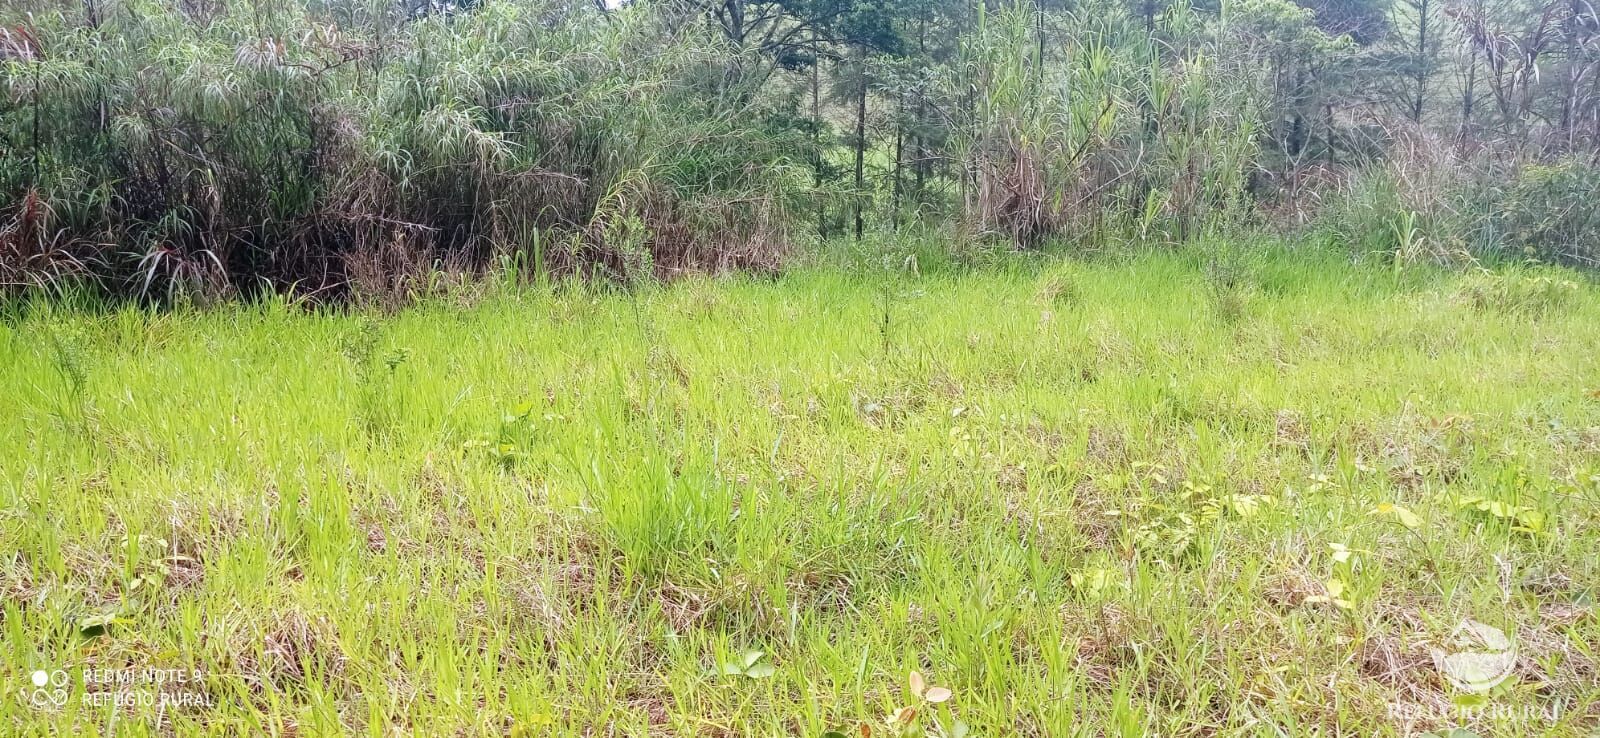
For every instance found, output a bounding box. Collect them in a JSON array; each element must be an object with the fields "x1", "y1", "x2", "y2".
[{"x1": 2, "y1": 247, "x2": 1598, "y2": 737}]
